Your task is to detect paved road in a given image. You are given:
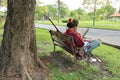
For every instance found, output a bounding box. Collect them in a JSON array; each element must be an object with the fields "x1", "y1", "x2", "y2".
[{"x1": 35, "y1": 24, "x2": 120, "y2": 48}]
